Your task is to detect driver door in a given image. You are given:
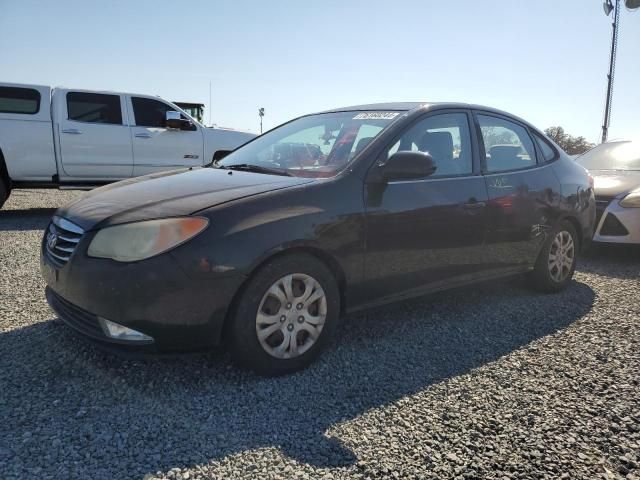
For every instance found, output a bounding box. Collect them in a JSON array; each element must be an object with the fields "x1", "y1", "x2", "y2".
[
  {"x1": 127, "y1": 96, "x2": 203, "y2": 176},
  {"x1": 362, "y1": 110, "x2": 489, "y2": 304}
]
